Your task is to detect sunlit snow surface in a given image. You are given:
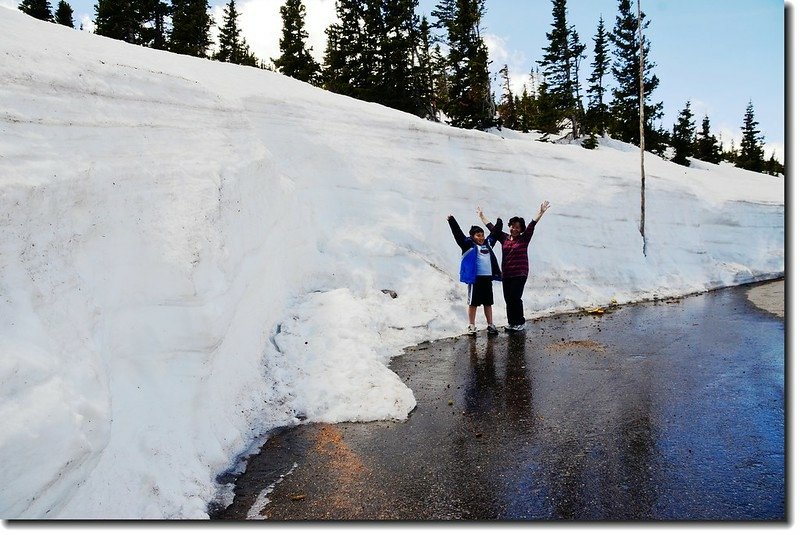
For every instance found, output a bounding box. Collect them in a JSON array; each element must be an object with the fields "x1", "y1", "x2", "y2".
[{"x1": 0, "y1": 8, "x2": 783, "y2": 519}]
